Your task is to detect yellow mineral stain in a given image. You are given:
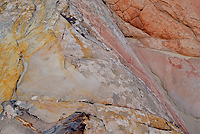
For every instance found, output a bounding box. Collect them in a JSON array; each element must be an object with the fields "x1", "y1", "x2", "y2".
[
  {"x1": 0, "y1": 0, "x2": 60, "y2": 112},
  {"x1": 134, "y1": 110, "x2": 180, "y2": 132},
  {"x1": 102, "y1": 106, "x2": 180, "y2": 133},
  {"x1": 30, "y1": 101, "x2": 89, "y2": 116},
  {"x1": 0, "y1": 34, "x2": 23, "y2": 104},
  {"x1": 66, "y1": 22, "x2": 93, "y2": 58},
  {"x1": 22, "y1": 29, "x2": 58, "y2": 62}
]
